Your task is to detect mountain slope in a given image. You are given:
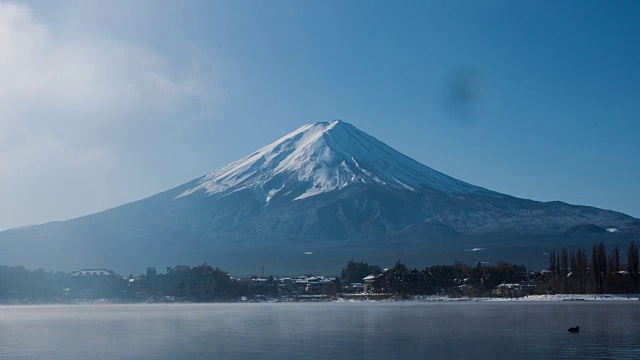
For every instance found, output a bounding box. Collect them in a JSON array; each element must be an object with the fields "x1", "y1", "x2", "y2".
[{"x1": 1, "y1": 120, "x2": 638, "y2": 274}]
